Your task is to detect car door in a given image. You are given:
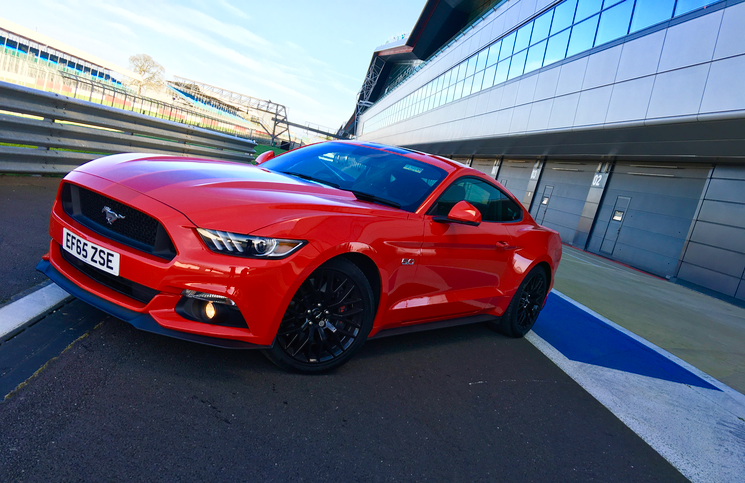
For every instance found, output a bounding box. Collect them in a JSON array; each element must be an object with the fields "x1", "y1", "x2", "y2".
[{"x1": 407, "y1": 176, "x2": 523, "y2": 322}]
